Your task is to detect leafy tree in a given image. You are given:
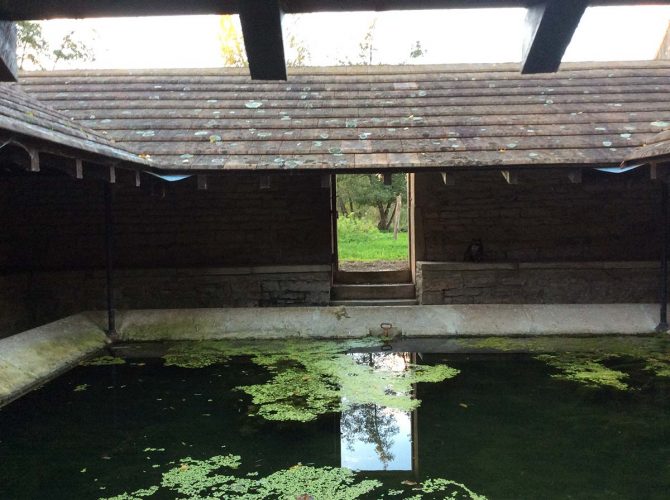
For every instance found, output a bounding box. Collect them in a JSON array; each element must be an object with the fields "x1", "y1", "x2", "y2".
[
  {"x1": 219, "y1": 15, "x2": 248, "y2": 67},
  {"x1": 338, "y1": 19, "x2": 378, "y2": 66},
  {"x1": 409, "y1": 40, "x2": 426, "y2": 60},
  {"x1": 16, "y1": 21, "x2": 94, "y2": 70},
  {"x1": 337, "y1": 174, "x2": 407, "y2": 231},
  {"x1": 50, "y1": 31, "x2": 94, "y2": 70},
  {"x1": 218, "y1": 15, "x2": 310, "y2": 68}
]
